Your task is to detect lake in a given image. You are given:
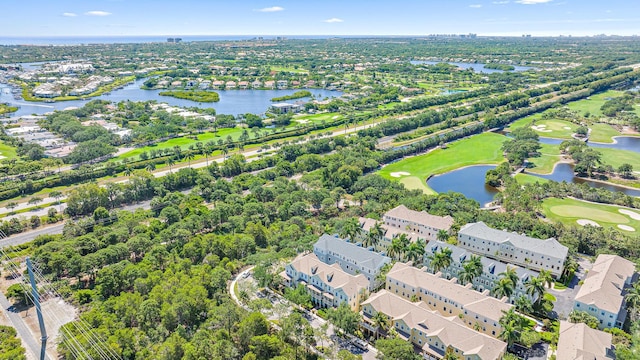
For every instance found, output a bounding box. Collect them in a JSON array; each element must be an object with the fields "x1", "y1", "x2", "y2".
[
  {"x1": 410, "y1": 60, "x2": 533, "y2": 74},
  {"x1": 538, "y1": 136, "x2": 640, "y2": 154},
  {"x1": 427, "y1": 165, "x2": 500, "y2": 206},
  {"x1": 529, "y1": 163, "x2": 640, "y2": 197},
  {"x1": 0, "y1": 79, "x2": 343, "y2": 117}
]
